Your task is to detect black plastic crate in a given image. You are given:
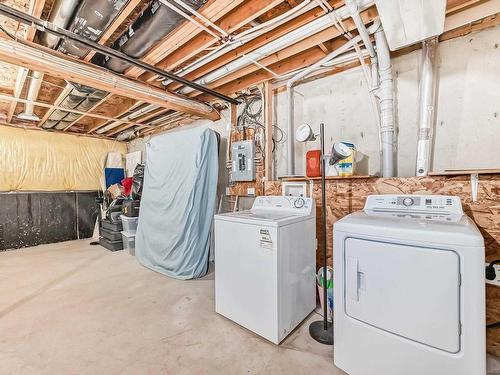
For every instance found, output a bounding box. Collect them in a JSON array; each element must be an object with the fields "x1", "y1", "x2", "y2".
[{"x1": 99, "y1": 237, "x2": 123, "y2": 251}]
